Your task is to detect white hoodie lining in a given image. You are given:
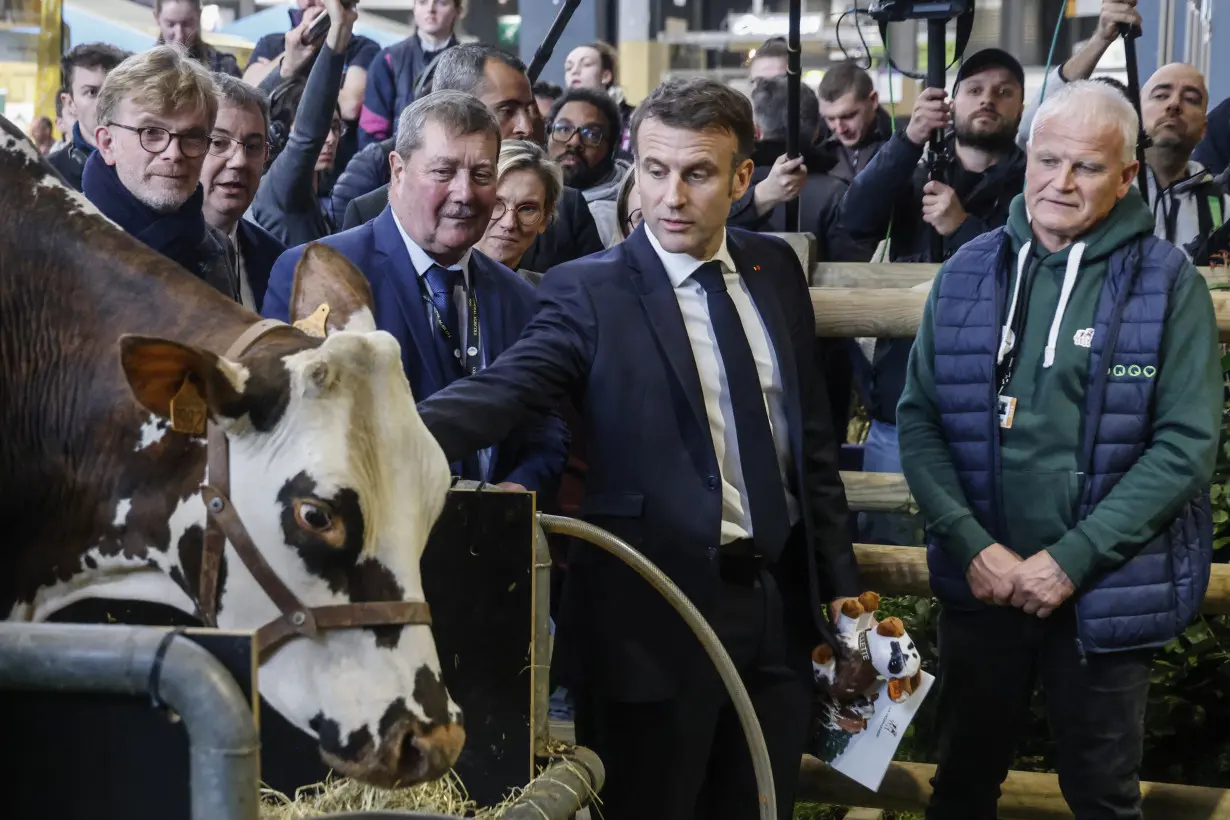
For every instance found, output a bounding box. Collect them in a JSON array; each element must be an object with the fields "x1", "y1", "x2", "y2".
[{"x1": 998, "y1": 242, "x2": 1032, "y2": 366}]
